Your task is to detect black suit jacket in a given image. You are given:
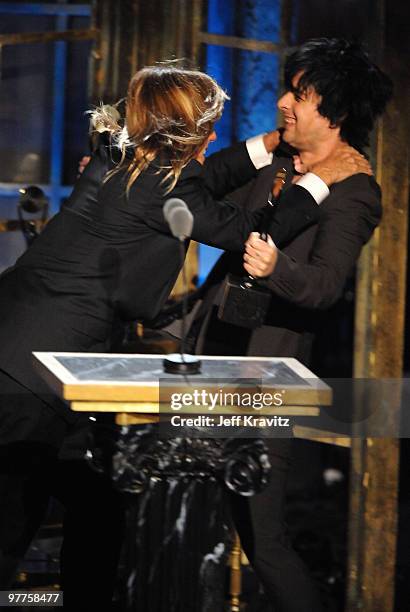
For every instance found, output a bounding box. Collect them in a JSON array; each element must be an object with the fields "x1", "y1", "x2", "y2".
[
  {"x1": 0, "y1": 141, "x2": 320, "y2": 426},
  {"x1": 193, "y1": 154, "x2": 382, "y2": 363}
]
